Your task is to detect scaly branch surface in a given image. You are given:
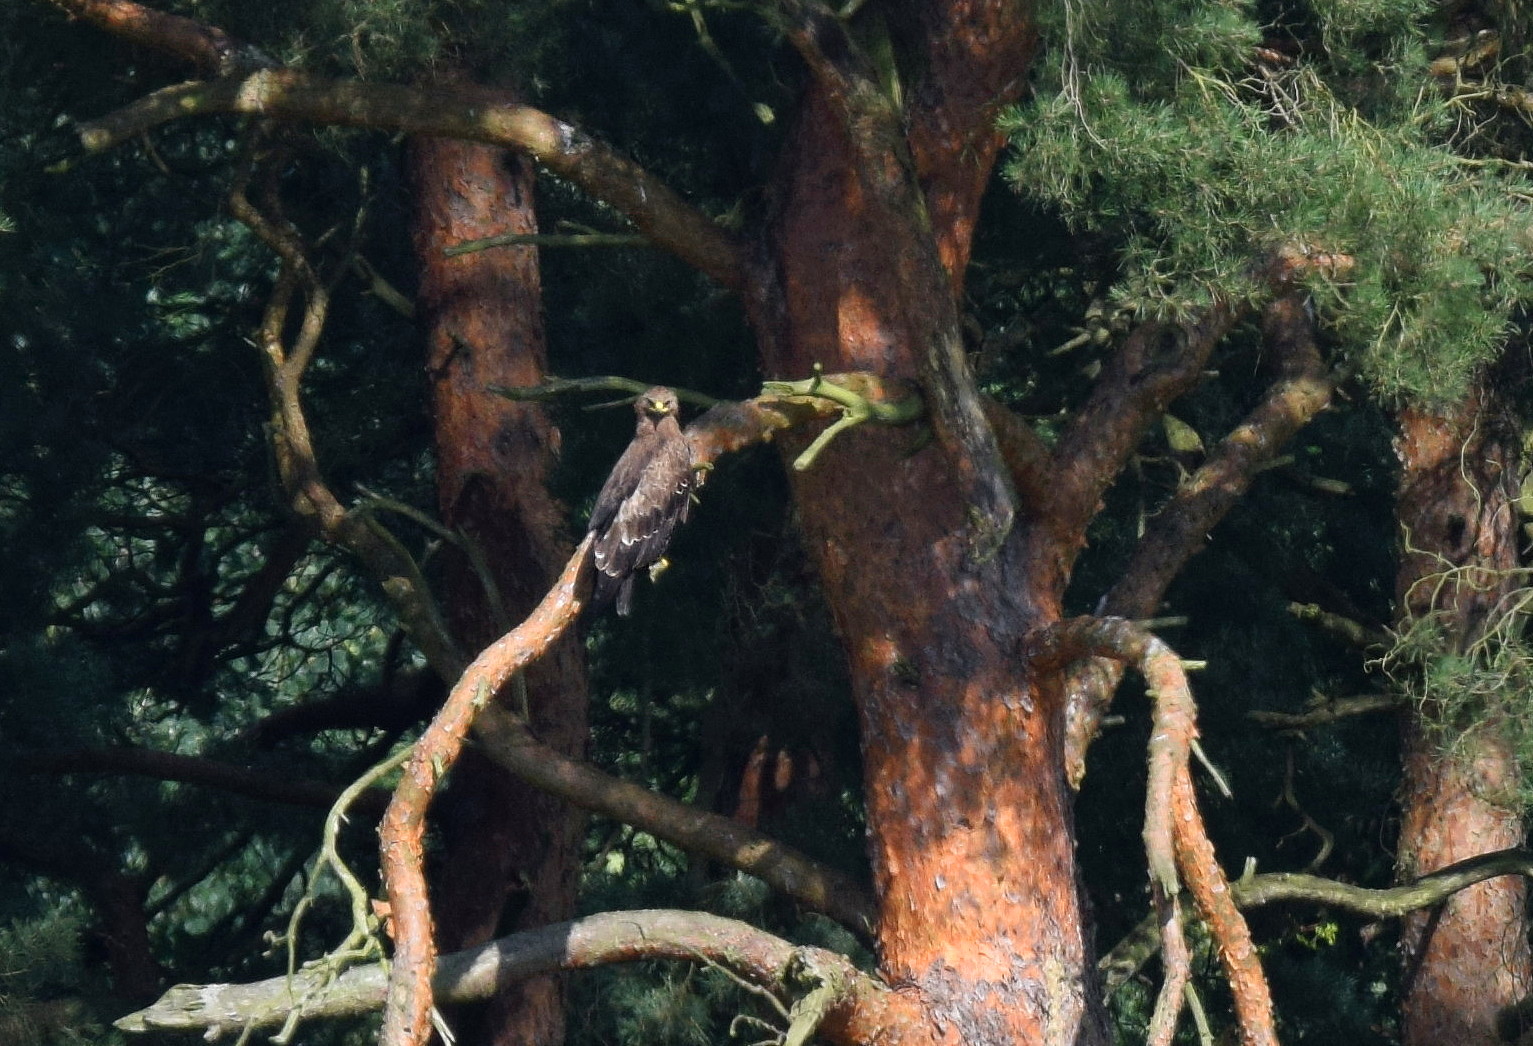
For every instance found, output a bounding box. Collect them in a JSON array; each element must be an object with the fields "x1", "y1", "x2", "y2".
[{"x1": 378, "y1": 538, "x2": 592, "y2": 1046}]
